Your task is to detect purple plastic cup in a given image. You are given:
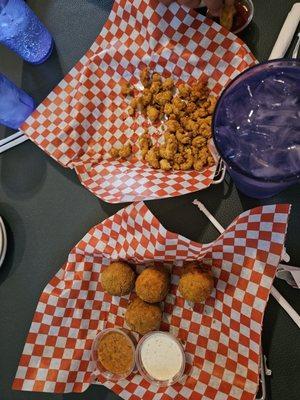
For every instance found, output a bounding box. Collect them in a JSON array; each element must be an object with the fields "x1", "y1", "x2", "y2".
[
  {"x1": 0, "y1": 0, "x2": 53, "y2": 64},
  {"x1": 0, "y1": 73, "x2": 35, "y2": 129},
  {"x1": 213, "y1": 59, "x2": 300, "y2": 199}
]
